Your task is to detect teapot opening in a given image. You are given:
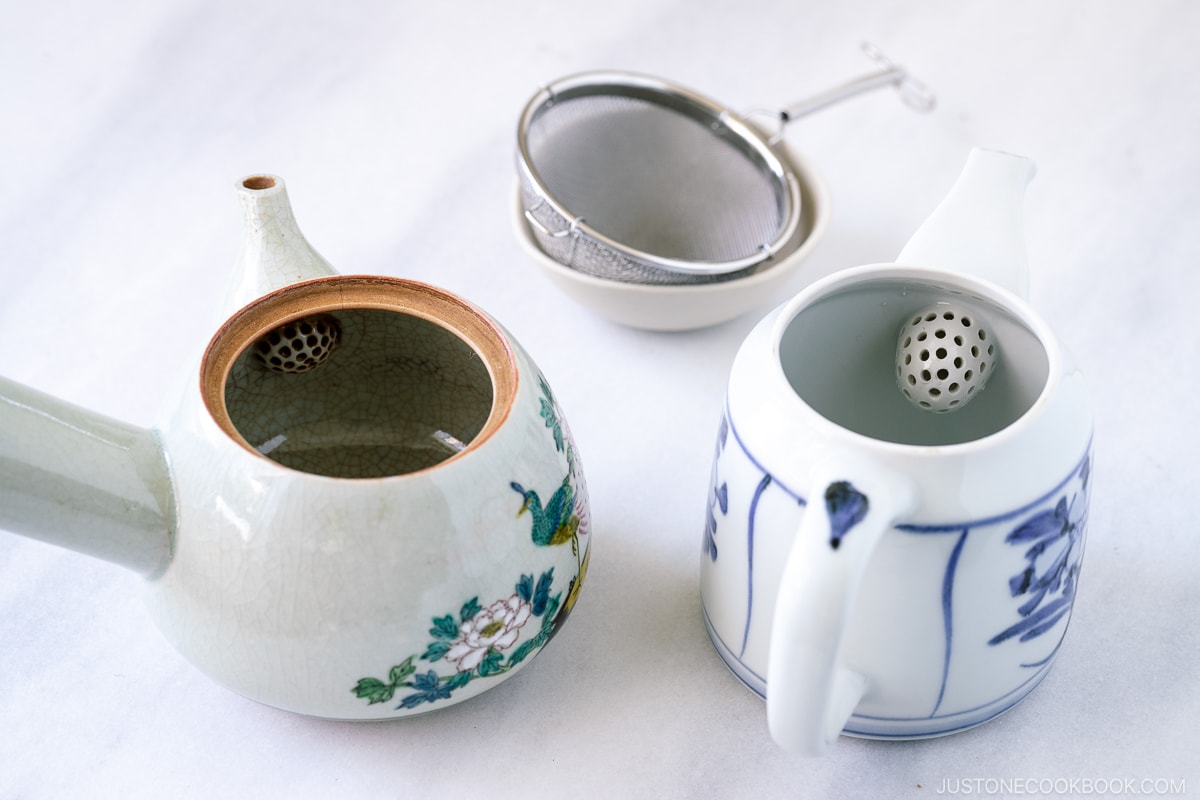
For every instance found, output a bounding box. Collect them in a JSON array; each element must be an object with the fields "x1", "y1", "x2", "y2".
[
  {"x1": 242, "y1": 175, "x2": 277, "y2": 191},
  {"x1": 201, "y1": 276, "x2": 516, "y2": 479},
  {"x1": 778, "y1": 276, "x2": 1049, "y2": 446}
]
